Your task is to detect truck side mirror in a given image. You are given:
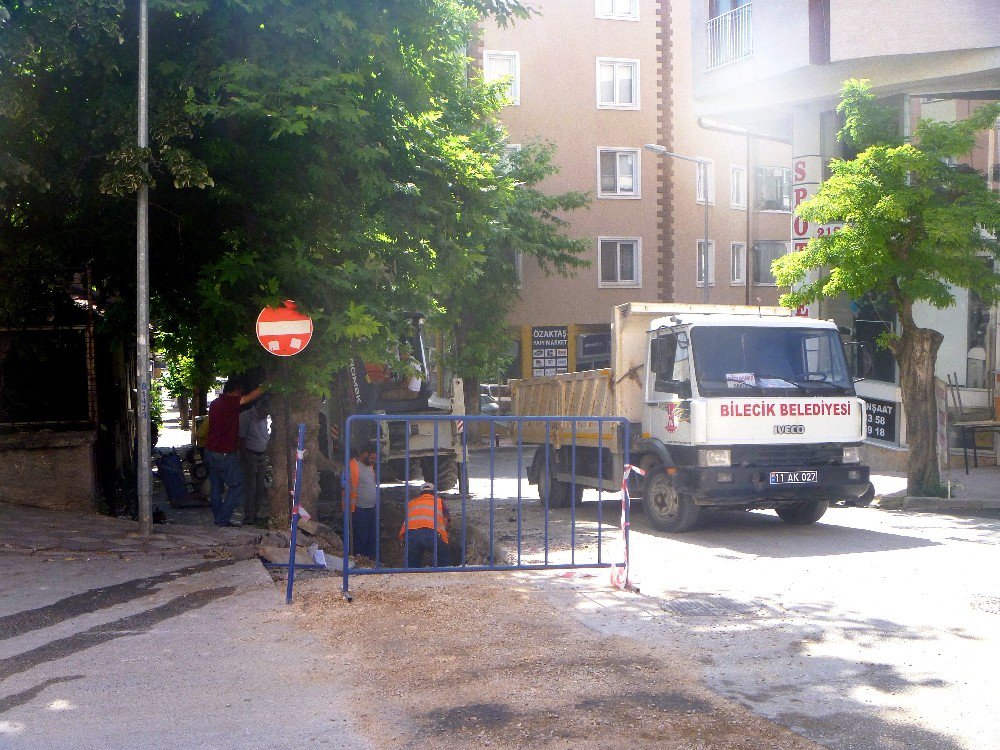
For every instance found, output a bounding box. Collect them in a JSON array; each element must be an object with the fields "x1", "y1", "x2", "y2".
[
  {"x1": 650, "y1": 336, "x2": 676, "y2": 373},
  {"x1": 664, "y1": 380, "x2": 692, "y2": 399}
]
